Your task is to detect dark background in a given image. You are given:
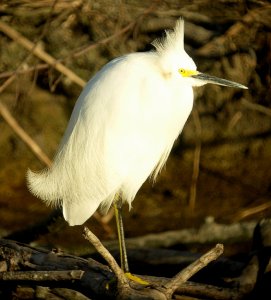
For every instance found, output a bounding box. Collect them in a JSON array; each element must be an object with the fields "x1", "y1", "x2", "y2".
[{"x1": 0, "y1": 0, "x2": 271, "y2": 255}]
